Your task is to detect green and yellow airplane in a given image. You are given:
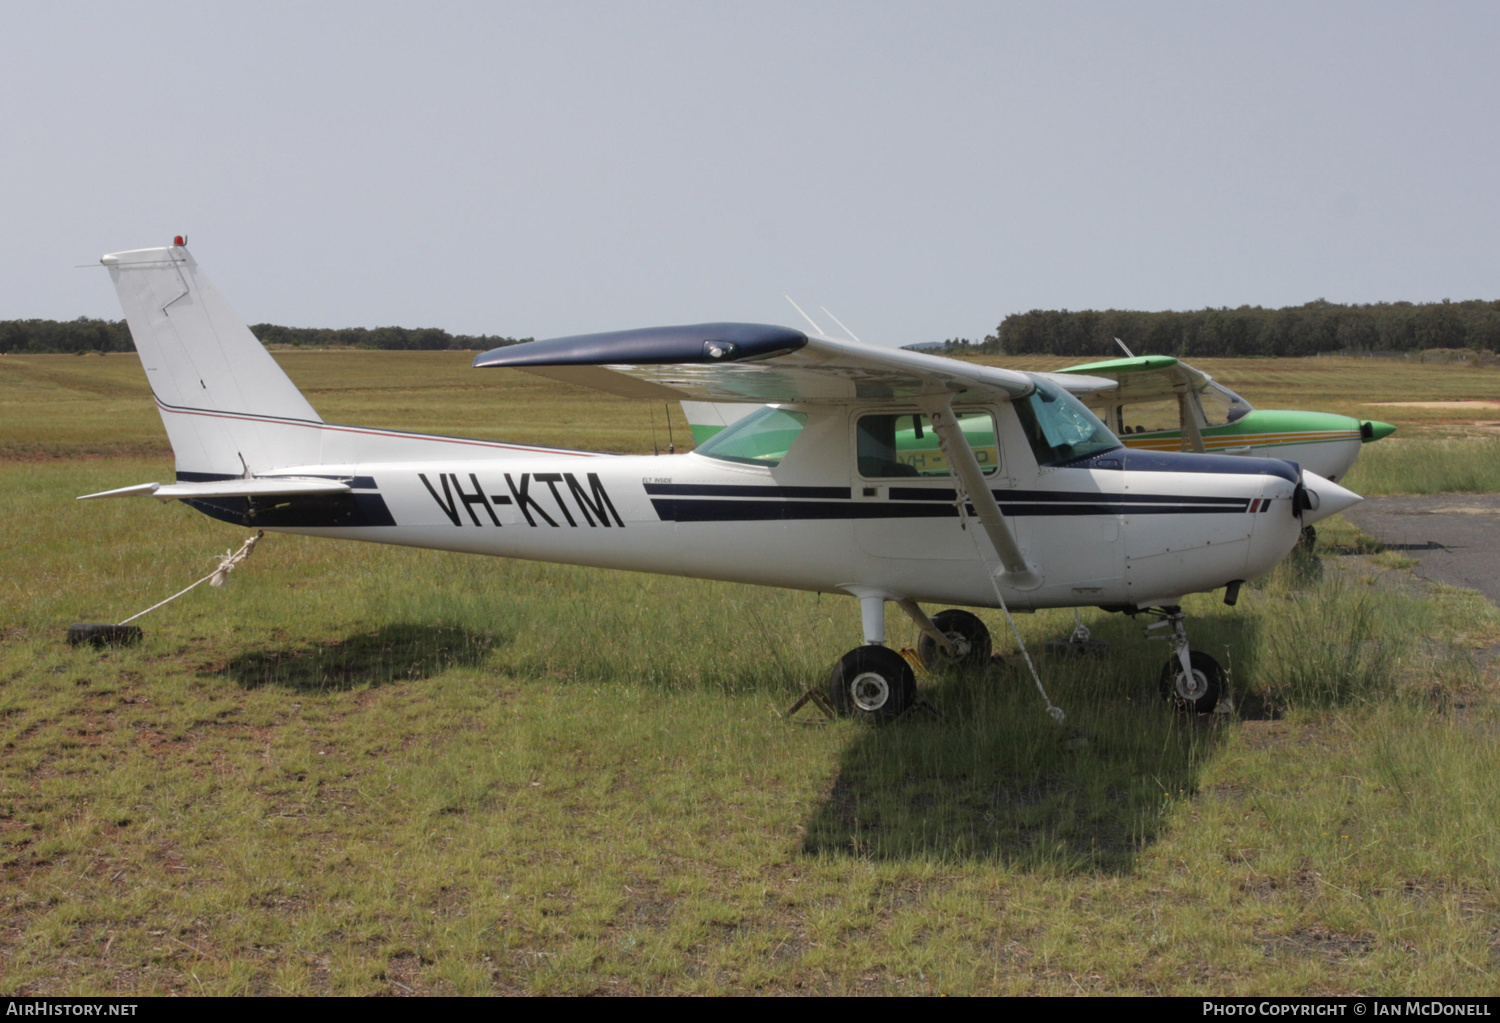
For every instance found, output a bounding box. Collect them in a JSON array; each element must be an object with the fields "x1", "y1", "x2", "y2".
[{"x1": 1057, "y1": 355, "x2": 1394, "y2": 485}]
